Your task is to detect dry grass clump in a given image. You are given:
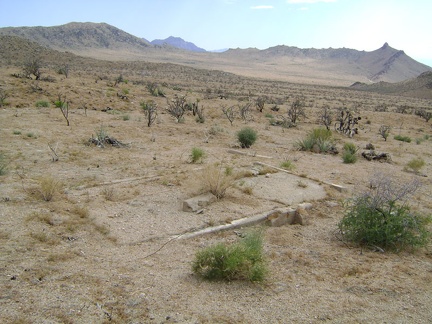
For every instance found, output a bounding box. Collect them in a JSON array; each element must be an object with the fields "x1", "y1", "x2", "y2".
[
  {"x1": 38, "y1": 175, "x2": 63, "y2": 201},
  {"x1": 201, "y1": 163, "x2": 236, "y2": 199}
]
